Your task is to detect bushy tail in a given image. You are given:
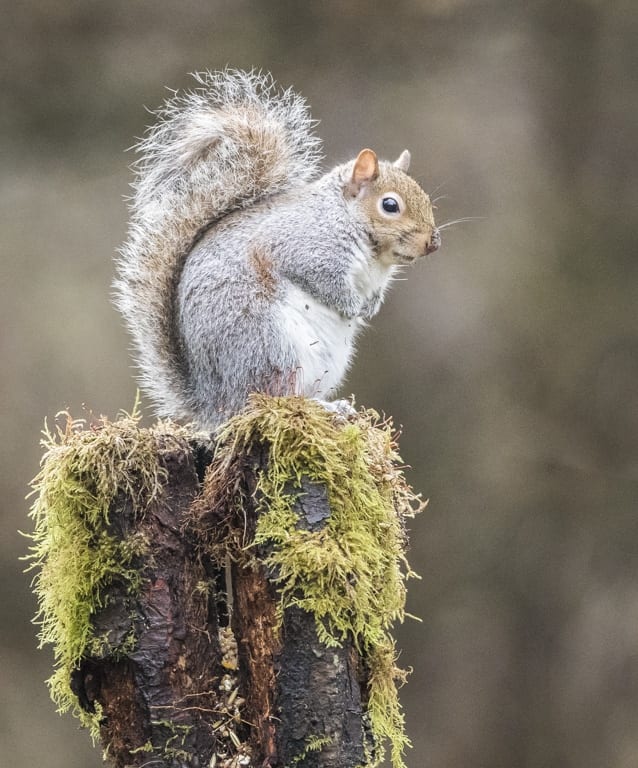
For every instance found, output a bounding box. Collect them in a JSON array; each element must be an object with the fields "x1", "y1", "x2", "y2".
[{"x1": 114, "y1": 69, "x2": 322, "y2": 421}]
